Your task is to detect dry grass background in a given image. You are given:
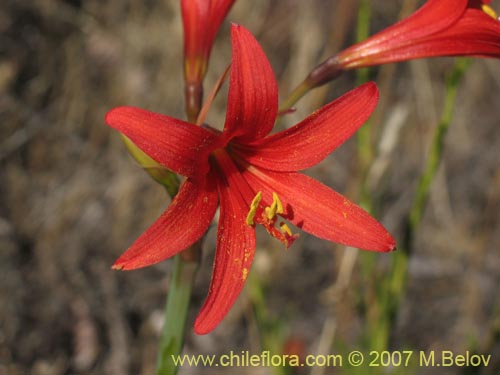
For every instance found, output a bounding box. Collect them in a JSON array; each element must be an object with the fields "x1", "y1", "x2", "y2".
[{"x1": 1, "y1": 0, "x2": 500, "y2": 374}]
